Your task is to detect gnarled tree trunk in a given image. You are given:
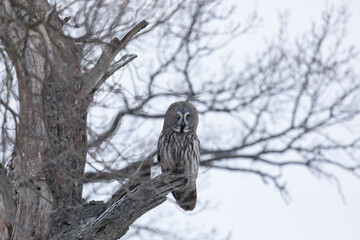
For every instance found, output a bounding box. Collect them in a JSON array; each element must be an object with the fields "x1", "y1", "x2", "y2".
[
  {"x1": 0, "y1": 1, "x2": 179, "y2": 239},
  {"x1": 2, "y1": 1, "x2": 86, "y2": 238}
]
